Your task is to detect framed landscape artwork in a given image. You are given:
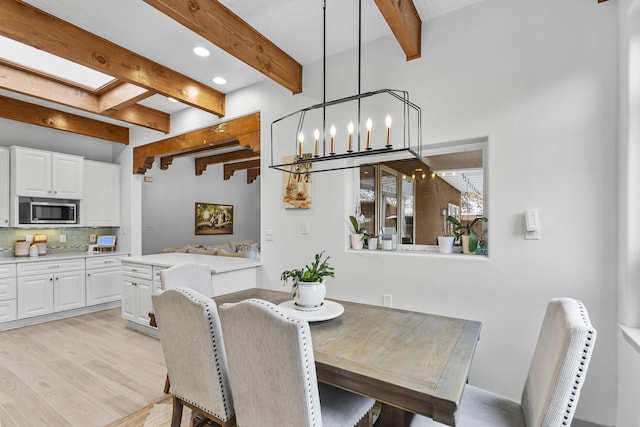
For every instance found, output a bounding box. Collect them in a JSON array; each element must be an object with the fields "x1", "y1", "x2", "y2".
[{"x1": 195, "y1": 202, "x2": 233, "y2": 235}]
